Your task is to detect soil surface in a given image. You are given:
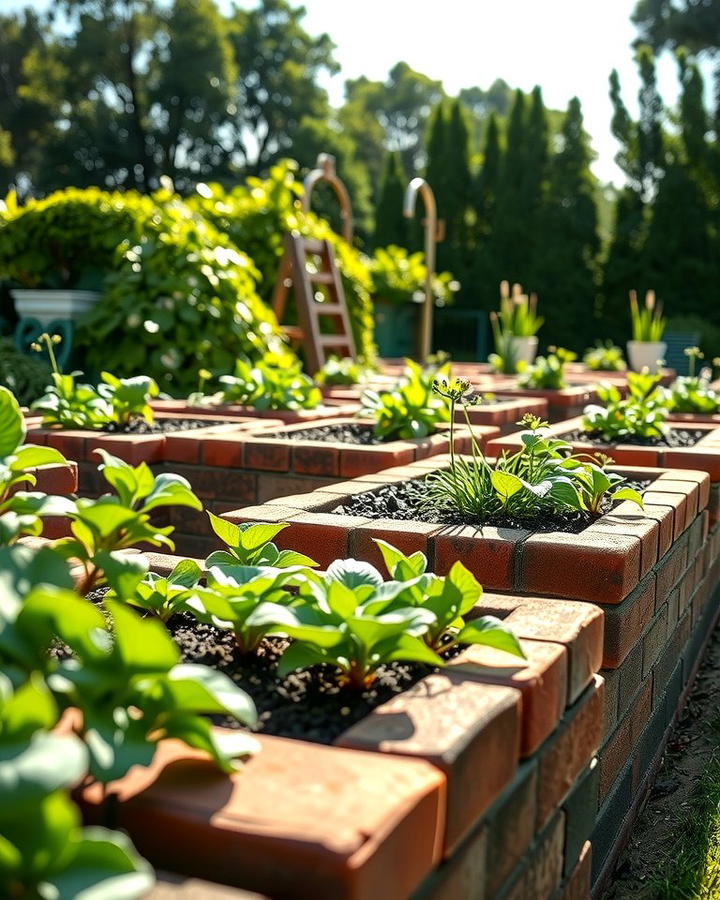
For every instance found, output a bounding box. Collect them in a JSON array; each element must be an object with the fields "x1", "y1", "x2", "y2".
[
  {"x1": 563, "y1": 427, "x2": 705, "y2": 448},
  {"x1": 102, "y1": 417, "x2": 226, "y2": 434},
  {"x1": 268, "y1": 422, "x2": 383, "y2": 446},
  {"x1": 333, "y1": 476, "x2": 652, "y2": 534},
  {"x1": 66, "y1": 590, "x2": 450, "y2": 745},
  {"x1": 603, "y1": 626, "x2": 720, "y2": 899}
]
